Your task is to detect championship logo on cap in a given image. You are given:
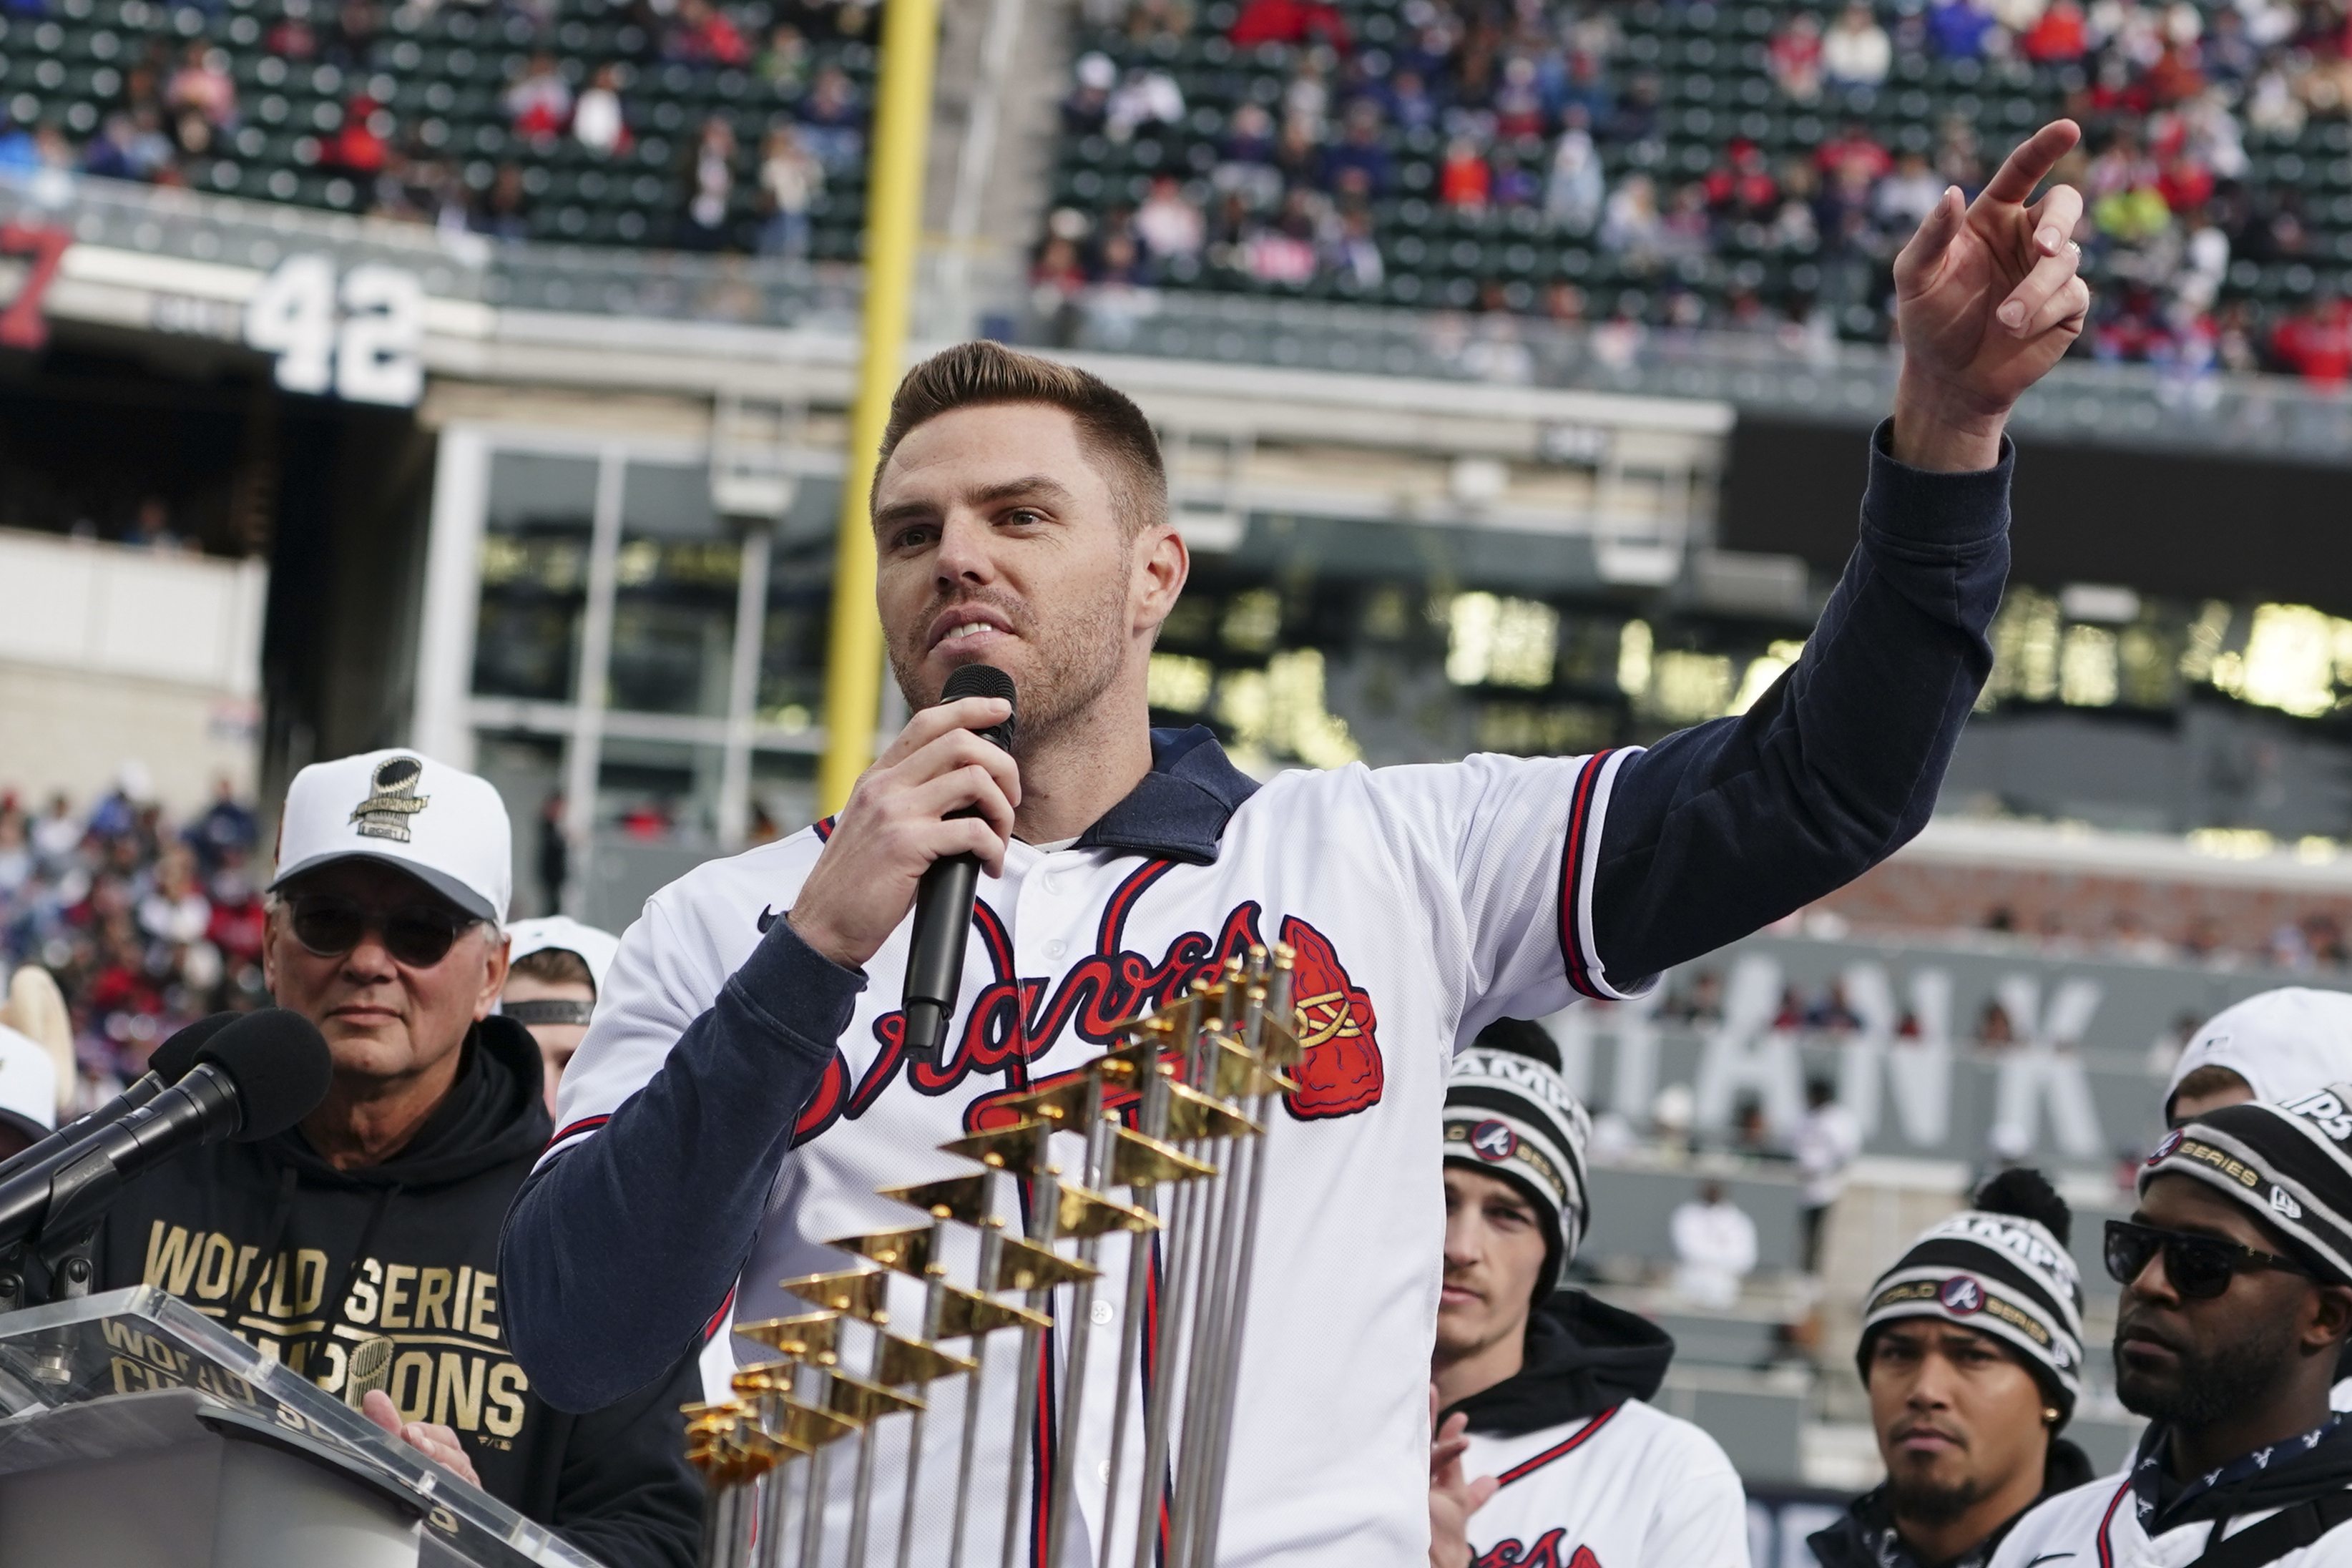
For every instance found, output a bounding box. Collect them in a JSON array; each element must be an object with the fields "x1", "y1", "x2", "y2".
[
  {"x1": 1939, "y1": 1275, "x2": 1986, "y2": 1314},
  {"x1": 1469, "y1": 1119, "x2": 1518, "y2": 1162},
  {"x1": 351, "y1": 757, "x2": 431, "y2": 843},
  {"x1": 2149, "y1": 1128, "x2": 2185, "y2": 1165}
]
